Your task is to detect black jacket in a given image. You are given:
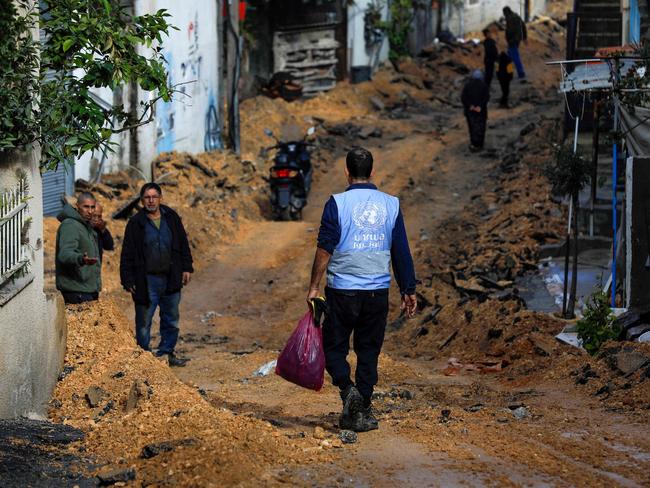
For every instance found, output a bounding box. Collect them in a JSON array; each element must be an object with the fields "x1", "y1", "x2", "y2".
[
  {"x1": 484, "y1": 38, "x2": 498, "y2": 64},
  {"x1": 461, "y1": 78, "x2": 490, "y2": 116},
  {"x1": 120, "y1": 205, "x2": 193, "y2": 305},
  {"x1": 505, "y1": 12, "x2": 527, "y2": 45},
  {"x1": 97, "y1": 228, "x2": 114, "y2": 262}
]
